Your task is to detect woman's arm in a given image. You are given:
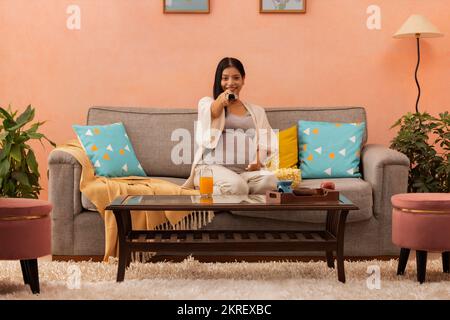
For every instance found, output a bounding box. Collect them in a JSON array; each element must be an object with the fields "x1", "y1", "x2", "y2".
[{"x1": 211, "y1": 90, "x2": 234, "y2": 119}]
